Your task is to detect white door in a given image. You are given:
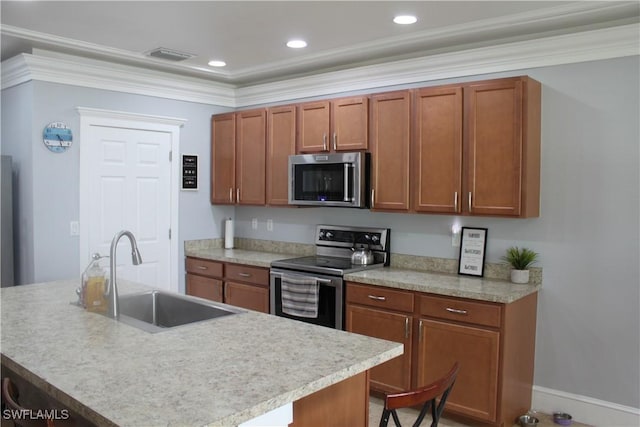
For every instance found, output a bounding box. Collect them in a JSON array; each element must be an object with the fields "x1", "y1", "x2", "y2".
[
  {"x1": 85, "y1": 124, "x2": 172, "y2": 289},
  {"x1": 79, "y1": 108, "x2": 185, "y2": 292}
]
